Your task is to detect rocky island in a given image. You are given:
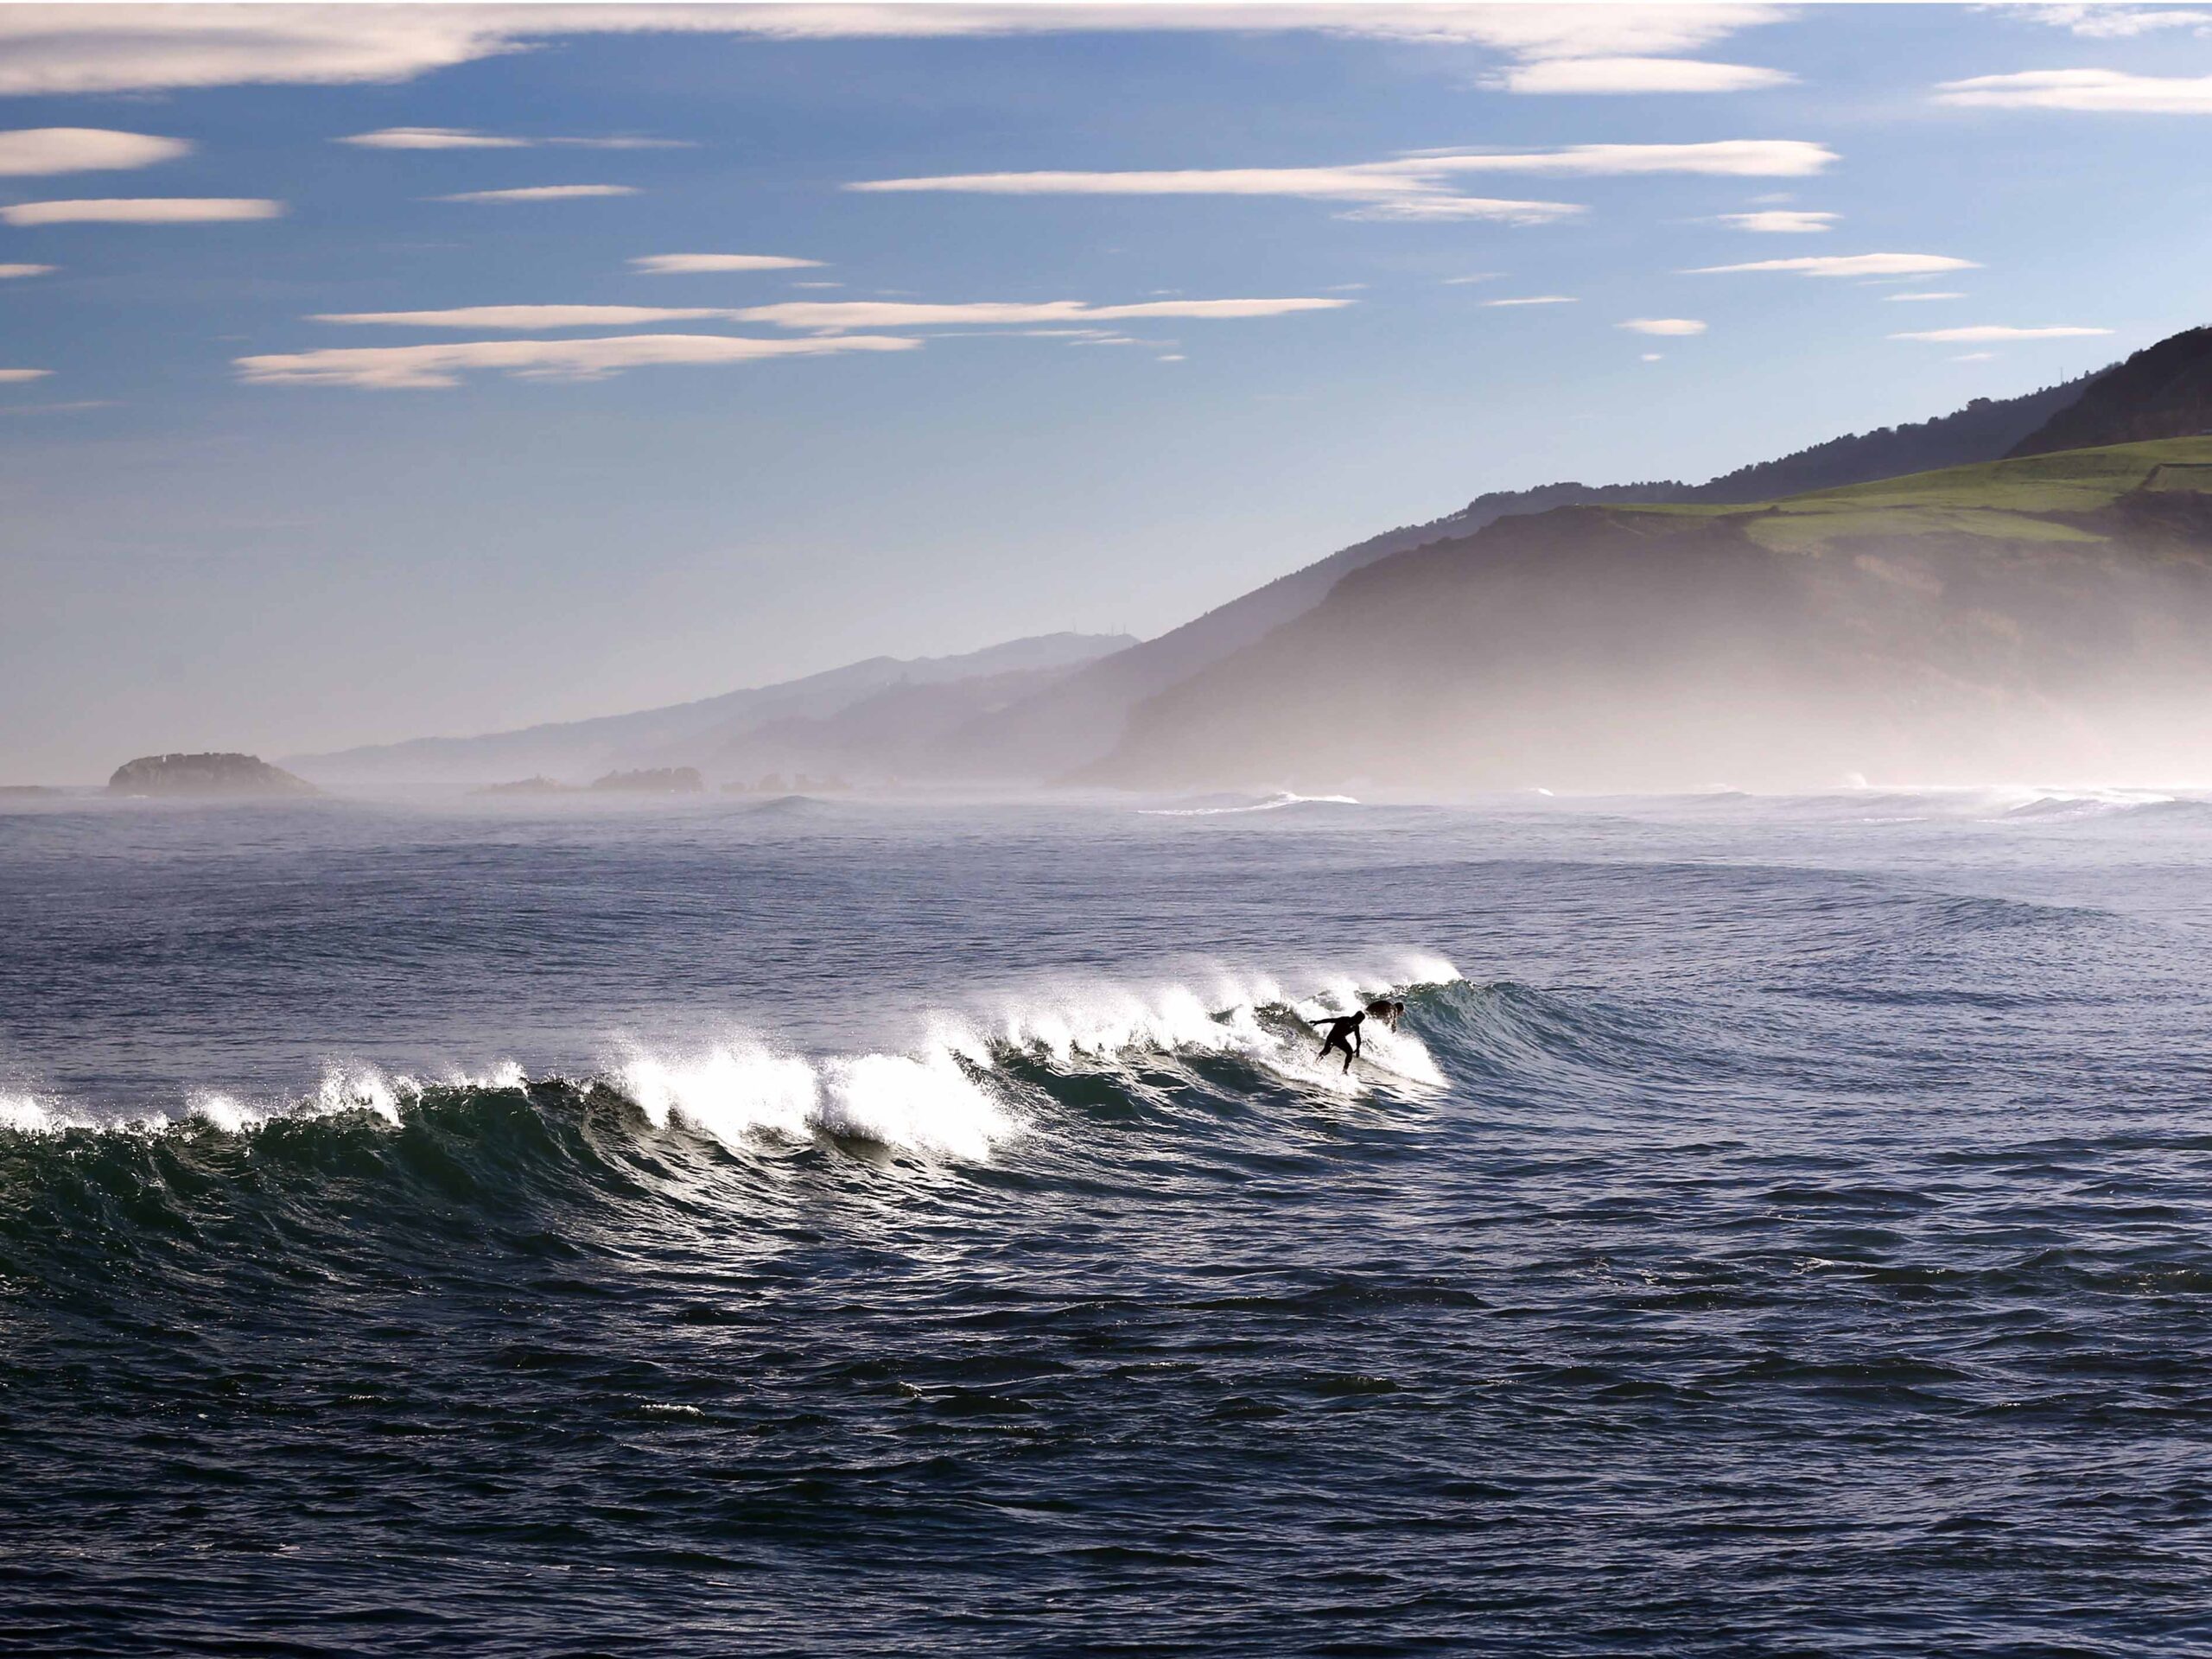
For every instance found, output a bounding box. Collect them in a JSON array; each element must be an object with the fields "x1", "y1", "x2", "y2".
[{"x1": 107, "y1": 753, "x2": 320, "y2": 798}]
